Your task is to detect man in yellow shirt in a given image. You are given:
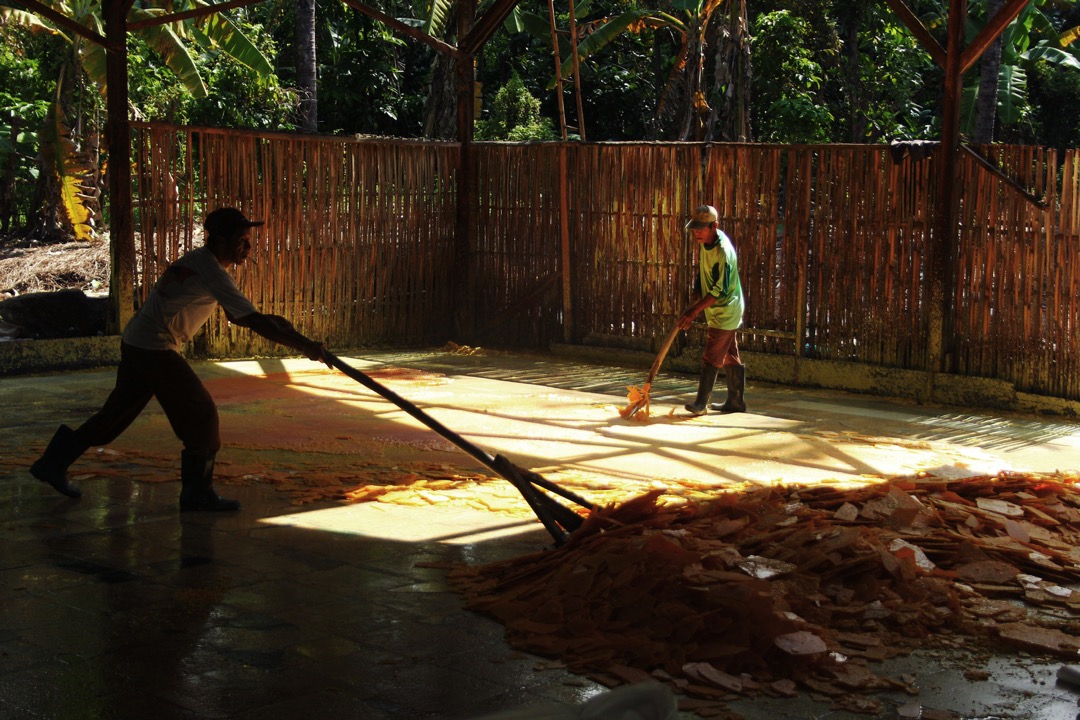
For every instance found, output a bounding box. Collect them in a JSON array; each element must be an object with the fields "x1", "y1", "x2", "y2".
[{"x1": 676, "y1": 204, "x2": 747, "y2": 416}]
